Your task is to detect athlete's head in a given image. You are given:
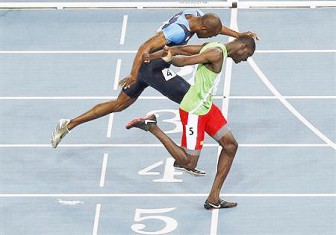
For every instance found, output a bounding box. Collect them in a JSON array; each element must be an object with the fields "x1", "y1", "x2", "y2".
[
  {"x1": 196, "y1": 13, "x2": 222, "y2": 38},
  {"x1": 228, "y1": 35, "x2": 256, "y2": 63}
]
